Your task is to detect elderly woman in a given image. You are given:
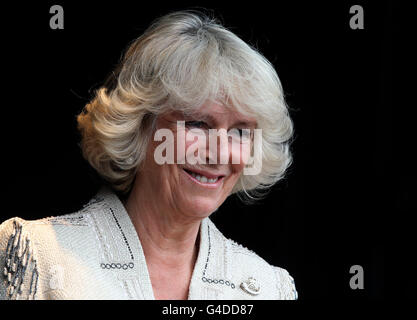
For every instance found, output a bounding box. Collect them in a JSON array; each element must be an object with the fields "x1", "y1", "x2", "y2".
[{"x1": 0, "y1": 10, "x2": 296, "y2": 300}]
